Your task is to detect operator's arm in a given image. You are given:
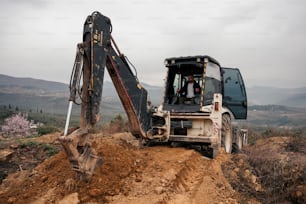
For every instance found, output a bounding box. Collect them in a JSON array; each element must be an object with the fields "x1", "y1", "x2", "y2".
[
  {"x1": 178, "y1": 84, "x2": 187, "y2": 96},
  {"x1": 194, "y1": 81, "x2": 201, "y2": 94}
]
